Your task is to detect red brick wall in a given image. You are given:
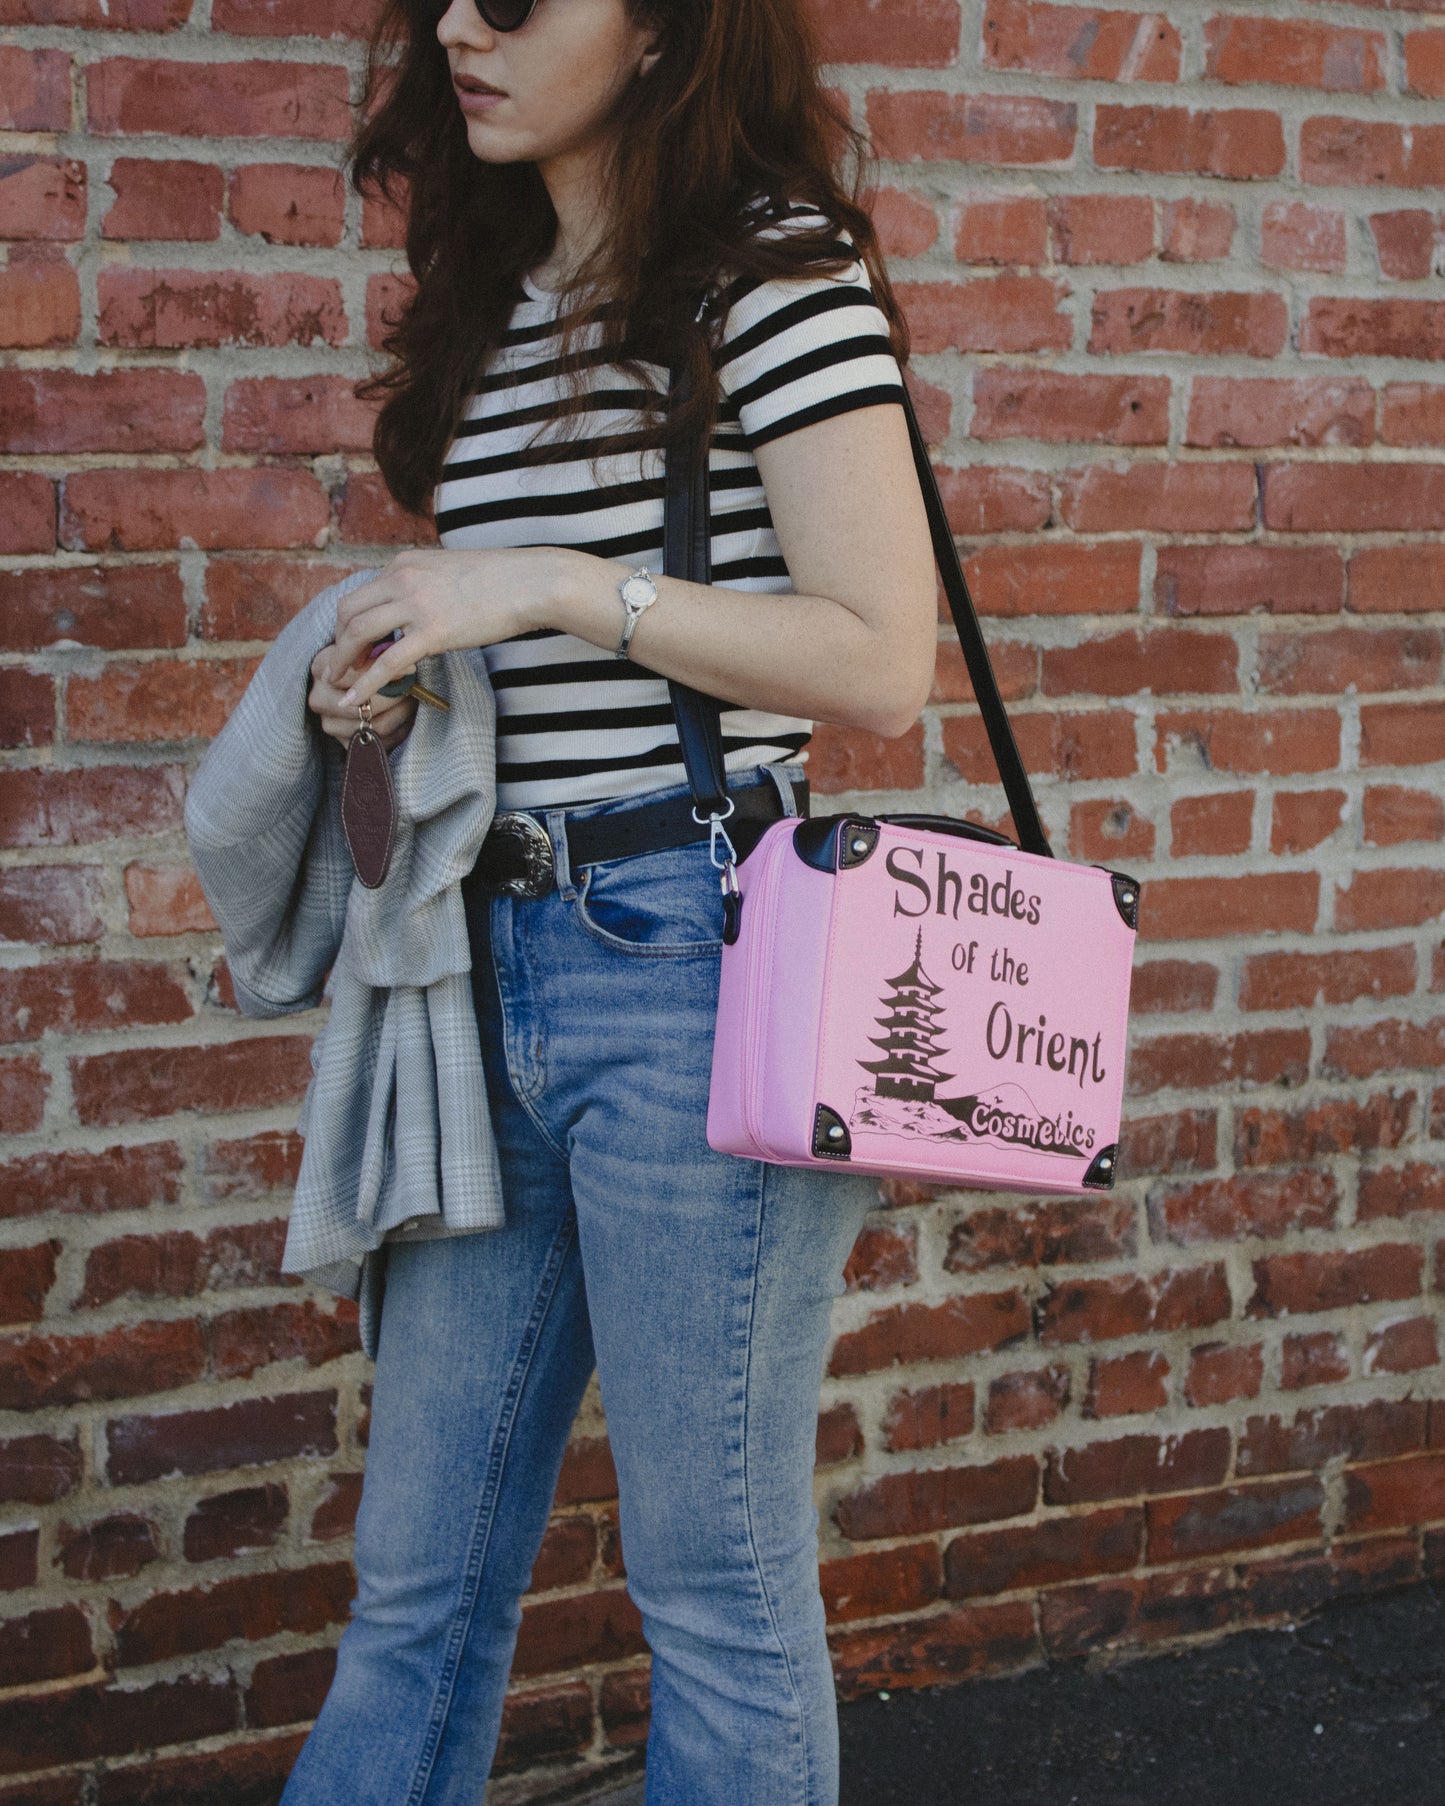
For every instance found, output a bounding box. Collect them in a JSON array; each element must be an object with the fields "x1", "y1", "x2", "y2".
[{"x1": 3, "y1": 0, "x2": 1444, "y2": 1796}]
